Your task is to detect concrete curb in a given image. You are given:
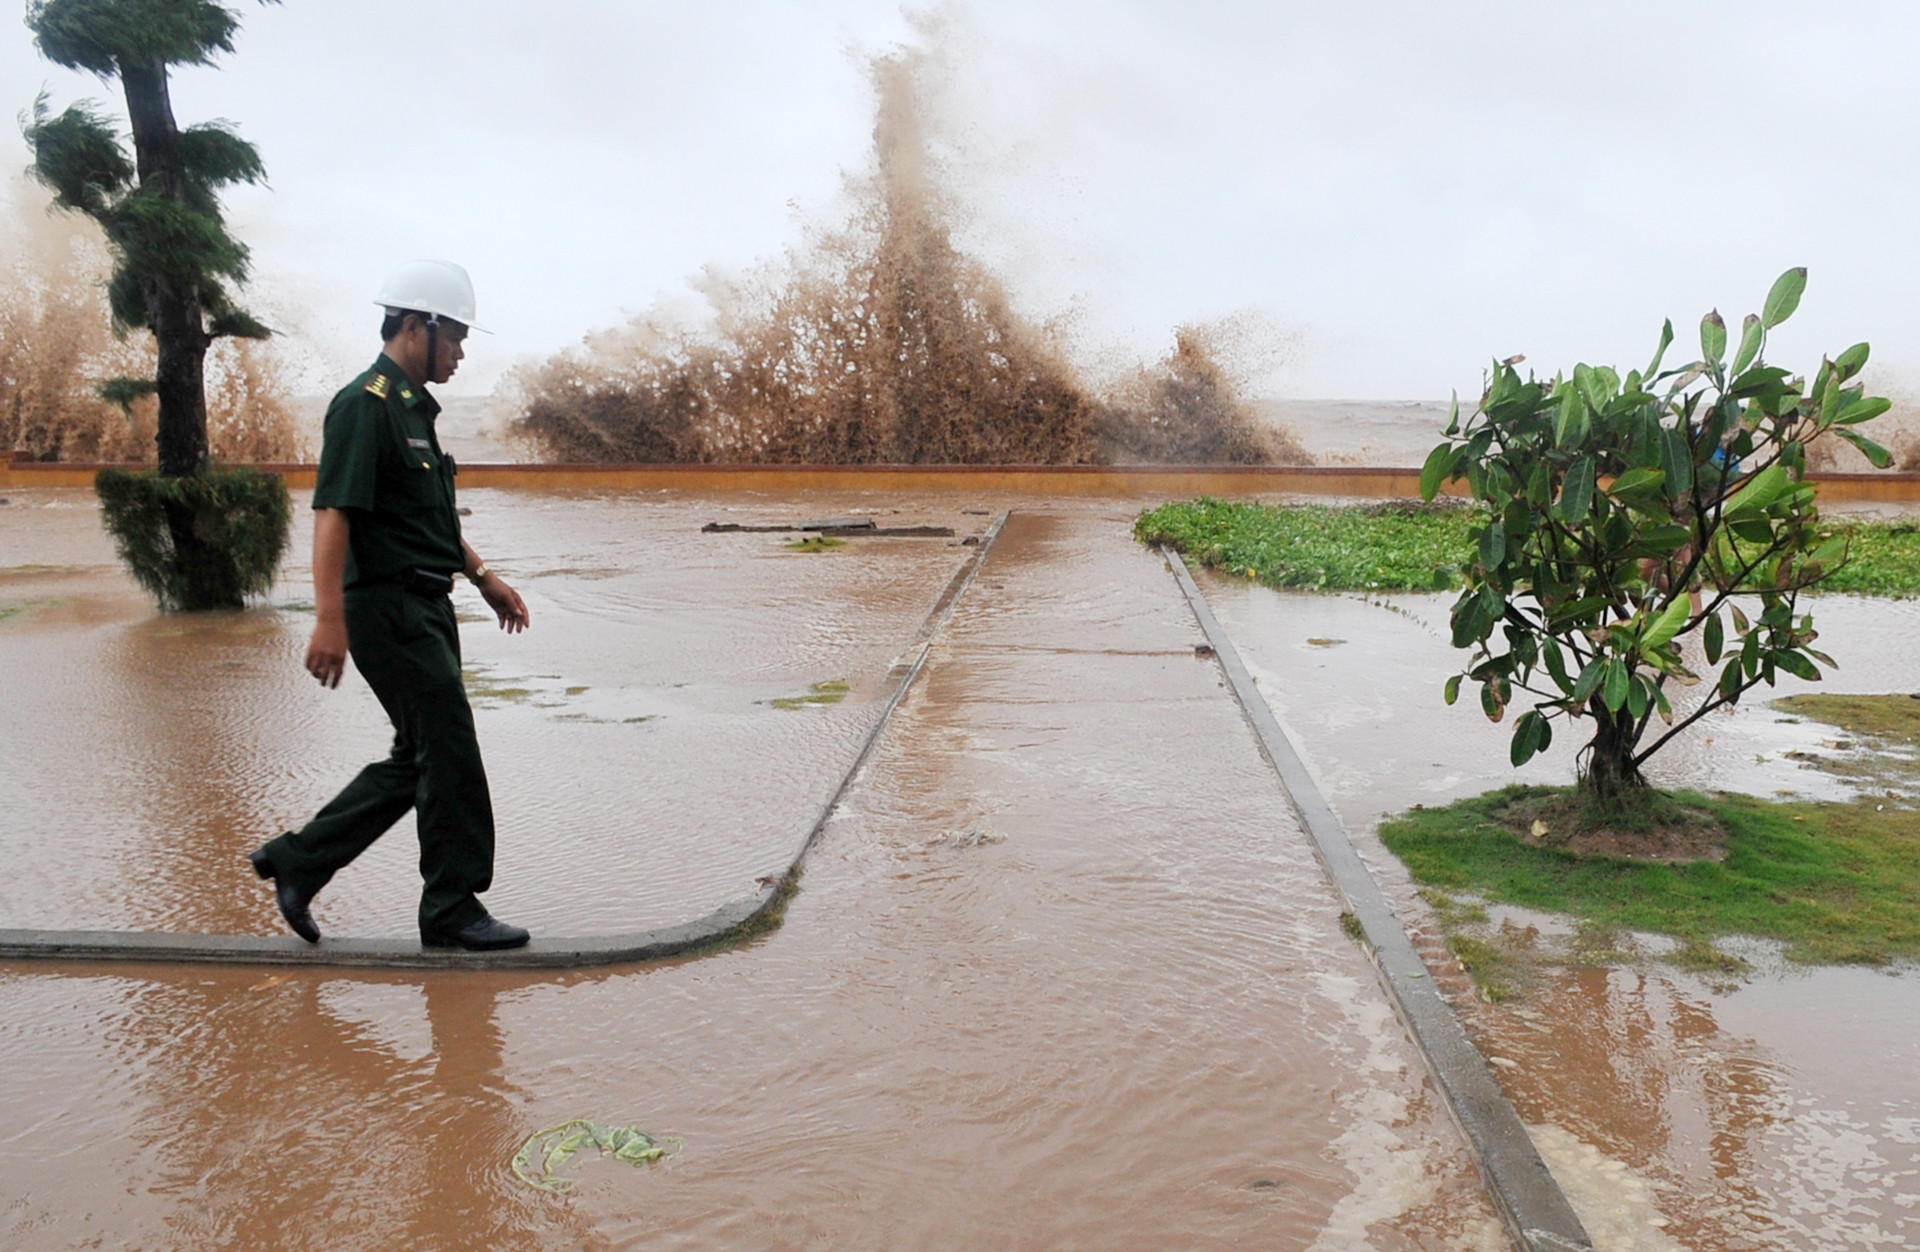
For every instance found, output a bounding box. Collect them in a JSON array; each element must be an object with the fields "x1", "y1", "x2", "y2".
[
  {"x1": 1159, "y1": 546, "x2": 1593, "y2": 1252},
  {"x1": 0, "y1": 513, "x2": 1010, "y2": 972}
]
